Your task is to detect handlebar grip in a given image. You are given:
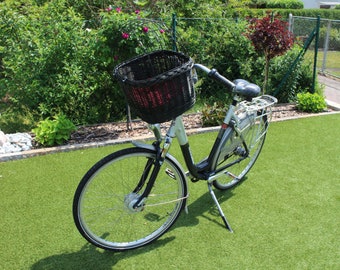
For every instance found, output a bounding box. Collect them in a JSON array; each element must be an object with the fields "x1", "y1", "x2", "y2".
[
  {"x1": 193, "y1": 64, "x2": 235, "y2": 89},
  {"x1": 208, "y1": 69, "x2": 235, "y2": 88}
]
